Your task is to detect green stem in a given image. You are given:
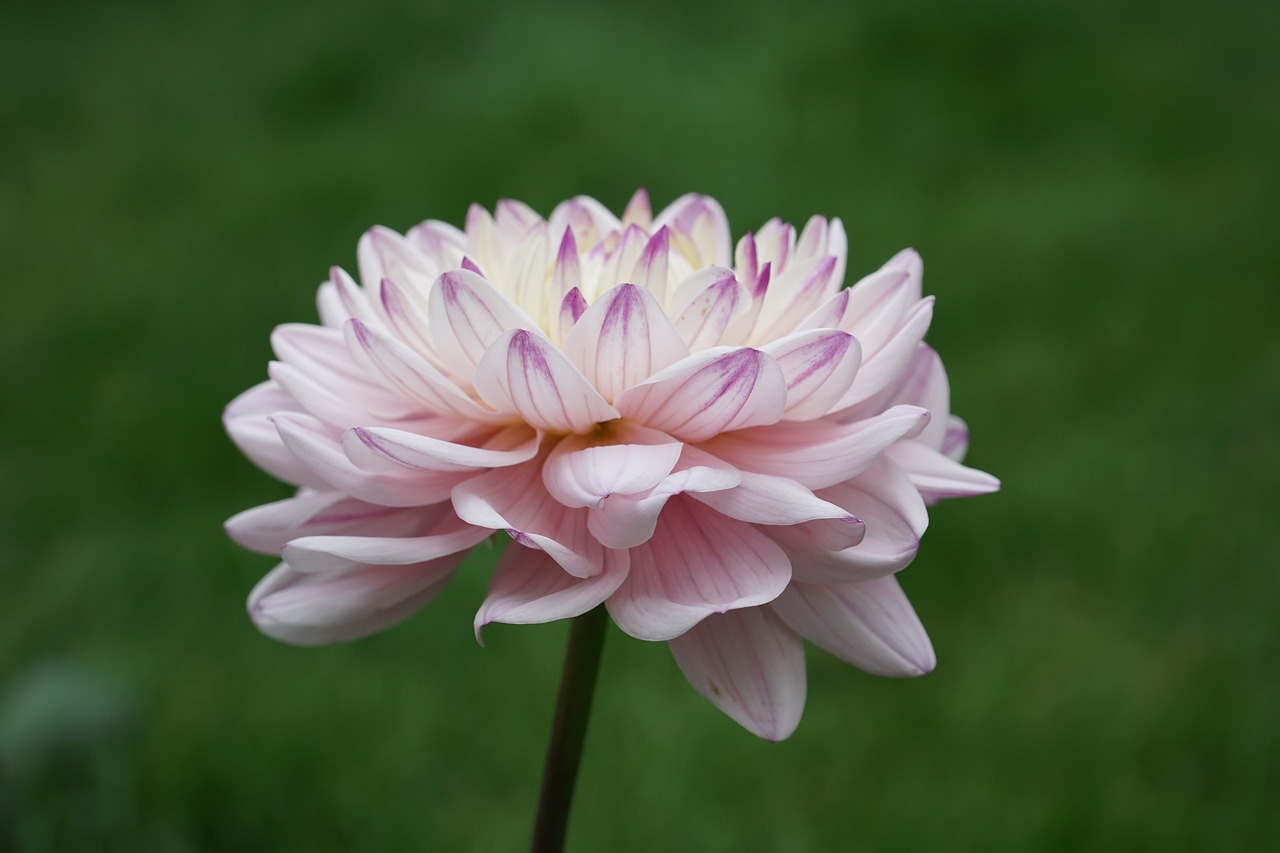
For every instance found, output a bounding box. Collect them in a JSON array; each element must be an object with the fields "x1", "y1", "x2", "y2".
[{"x1": 529, "y1": 605, "x2": 609, "y2": 853}]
